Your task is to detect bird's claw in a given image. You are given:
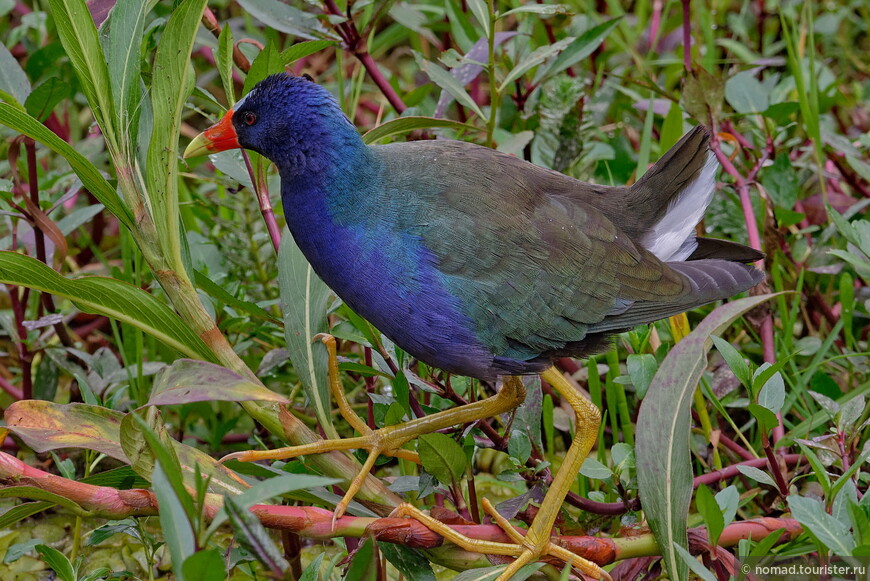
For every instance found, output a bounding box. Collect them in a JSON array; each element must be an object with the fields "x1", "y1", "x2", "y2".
[{"x1": 391, "y1": 501, "x2": 610, "y2": 581}]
